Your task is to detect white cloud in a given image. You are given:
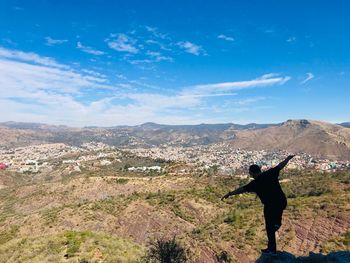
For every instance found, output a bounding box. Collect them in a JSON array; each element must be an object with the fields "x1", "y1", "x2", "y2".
[
  {"x1": 81, "y1": 69, "x2": 106, "y2": 78},
  {"x1": 217, "y1": 34, "x2": 235, "y2": 41},
  {"x1": 126, "y1": 93, "x2": 200, "y2": 109},
  {"x1": 145, "y1": 39, "x2": 172, "y2": 51},
  {"x1": 188, "y1": 73, "x2": 291, "y2": 95},
  {"x1": 179, "y1": 93, "x2": 237, "y2": 99},
  {"x1": 178, "y1": 41, "x2": 205, "y2": 56},
  {"x1": 127, "y1": 80, "x2": 161, "y2": 91},
  {"x1": 287, "y1": 37, "x2": 296, "y2": 43},
  {"x1": 0, "y1": 47, "x2": 109, "y2": 96},
  {"x1": 300, "y1": 72, "x2": 314, "y2": 84},
  {"x1": 0, "y1": 59, "x2": 108, "y2": 97},
  {"x1": 144, "y1": 26, "x2": 168, "y2": 40},
  {"x1": 0, "y1": 46, "x2": 69, "y2": 69},
  {"x1": 126, "y1": 92, "x2": 237, "y2": 111},
  {"x1": 126, "y1": 51, "x2": 173, "y2": 66},
  {"x1": 120, "y1": 74, "x2": 289, "y2": 120},
  {"x1": 45, "y1": 37, "x2": 68, "y2": 46},
  {"x1": 263, "y1": 28, "x2": 276, "y2": 34},
  {"x1": 116, "y1": 74, "x2": 127, "y2": 80},
  {"x1": 106, "y1": 34, "x2": 139, "y2": 54},
  {"x1": 145, "y1": 39, "x2": 158, "y2": 45},
  {"x1": 0, "y1": 48, "x2": 123, "y2": 126},
  {"x1": 77, "y1": 42, "x2": 105, "y2": 55},
  {"x1": 235, "y1": 97, "x2": 266, "y2": 105},
  {"x1": 146, "y1": 51, "x2": 161, "y2": 57},
  {"x1": 0, "y1": 47, "x2": 291, "y2": 126},
  {"x1": 146, "y1": 51, "x2": 173, "y2": 62},
  {"x1": 128, "y1": 59, "x2": 154, "y2": 65}
]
